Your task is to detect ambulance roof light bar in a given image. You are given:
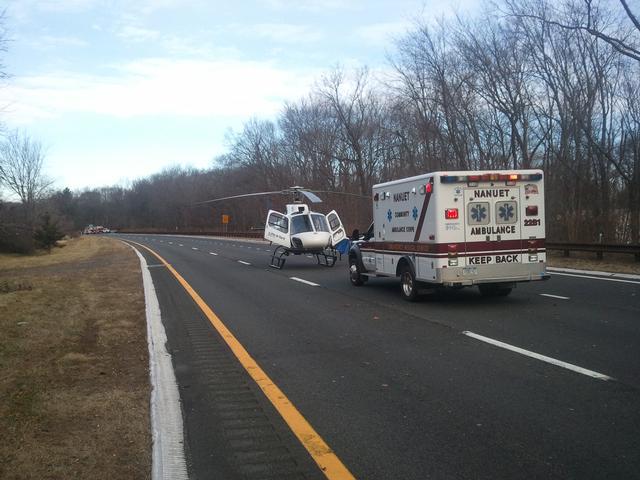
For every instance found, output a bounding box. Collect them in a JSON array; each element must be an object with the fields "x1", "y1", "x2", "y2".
[{"x1": 440, "y1": 173, "x2": 542, "y2": 184}]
